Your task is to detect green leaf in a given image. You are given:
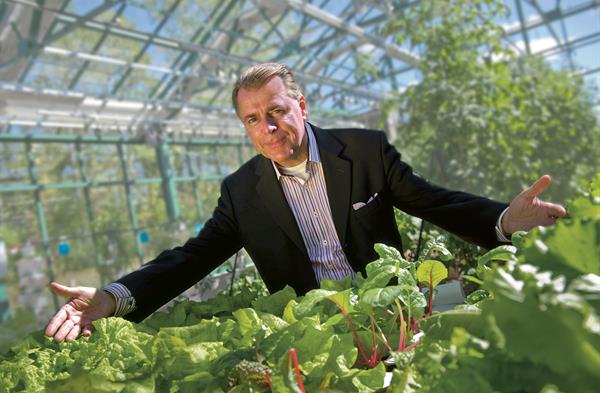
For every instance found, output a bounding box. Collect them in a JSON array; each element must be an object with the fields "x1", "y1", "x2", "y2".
[
  {"x1": 568, "y1": 274, "x2": 600, "y2": 313},
  {"x1": 416, "y1": 260, "x2": 448, "y2": 287},
  {"x1": 351, "y1": 362, "x2": 387, "y2": 393},
  {"x1": 520, "y1": 219, "x2": 600, "y2": 279},
  {"x1": 328, "y1": 289, "x2": 357, "y2": 314},
  {"x1": 388, "y1": 366, "x2": 420, "y2": 393},
  {"x1": 418, "y1": 308, "x2": 485, "y2": 342},
  {"x1": 232, "y1": 308, "x2": 262, "y2": 337},
  {"x1": 427, "y1": 243, "x2": 453, "y2": 262},
  {"x1": 465, "y1": 289, "x2": 491, "y2": 305},
  {"x1": 283, "y1": 299, "x2": 298, "y2": 324},
  {"x1": 477, "y1": 245, "x2": 517, "y2": 268},
  {"x1": 397, "y1": 285, "x2": 427, "y2": 316},
  {"x1": 251, "y1": 286, "x2": 297, "y2": 317},
  {"x1": 483, "y1": 264, "x2": 600, "y2": 390},
  {"x1": 397, "y1": 267, "x2": 417, "y2": 287},
  {"x1": 591, "y1": 172, "x2": 600, "y2": 198},
  {"x1": 169, "y1": 371, "x2": 224, "y2": 393},
  {"x1": 362, "y1": 264, "x2": 399, "y2": 291},
  {"x1": 260, "y1": 313, "x2": 289, "y2": 332},
  {"x1": 156, "y1": 318, "x2": 223, "y2": 345},
  {"x1": 321, "y1": 275, "x2": 353, "y2": 291},
  {"x1": 374, "y1": 243, "x2": 407, "y2": 264},
  {"x1": 360, "y1": 285, "x2": 404, "y2": 309},
  {"x1": 293, "y1": 289, "x2": 337, "y2": 318}
]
